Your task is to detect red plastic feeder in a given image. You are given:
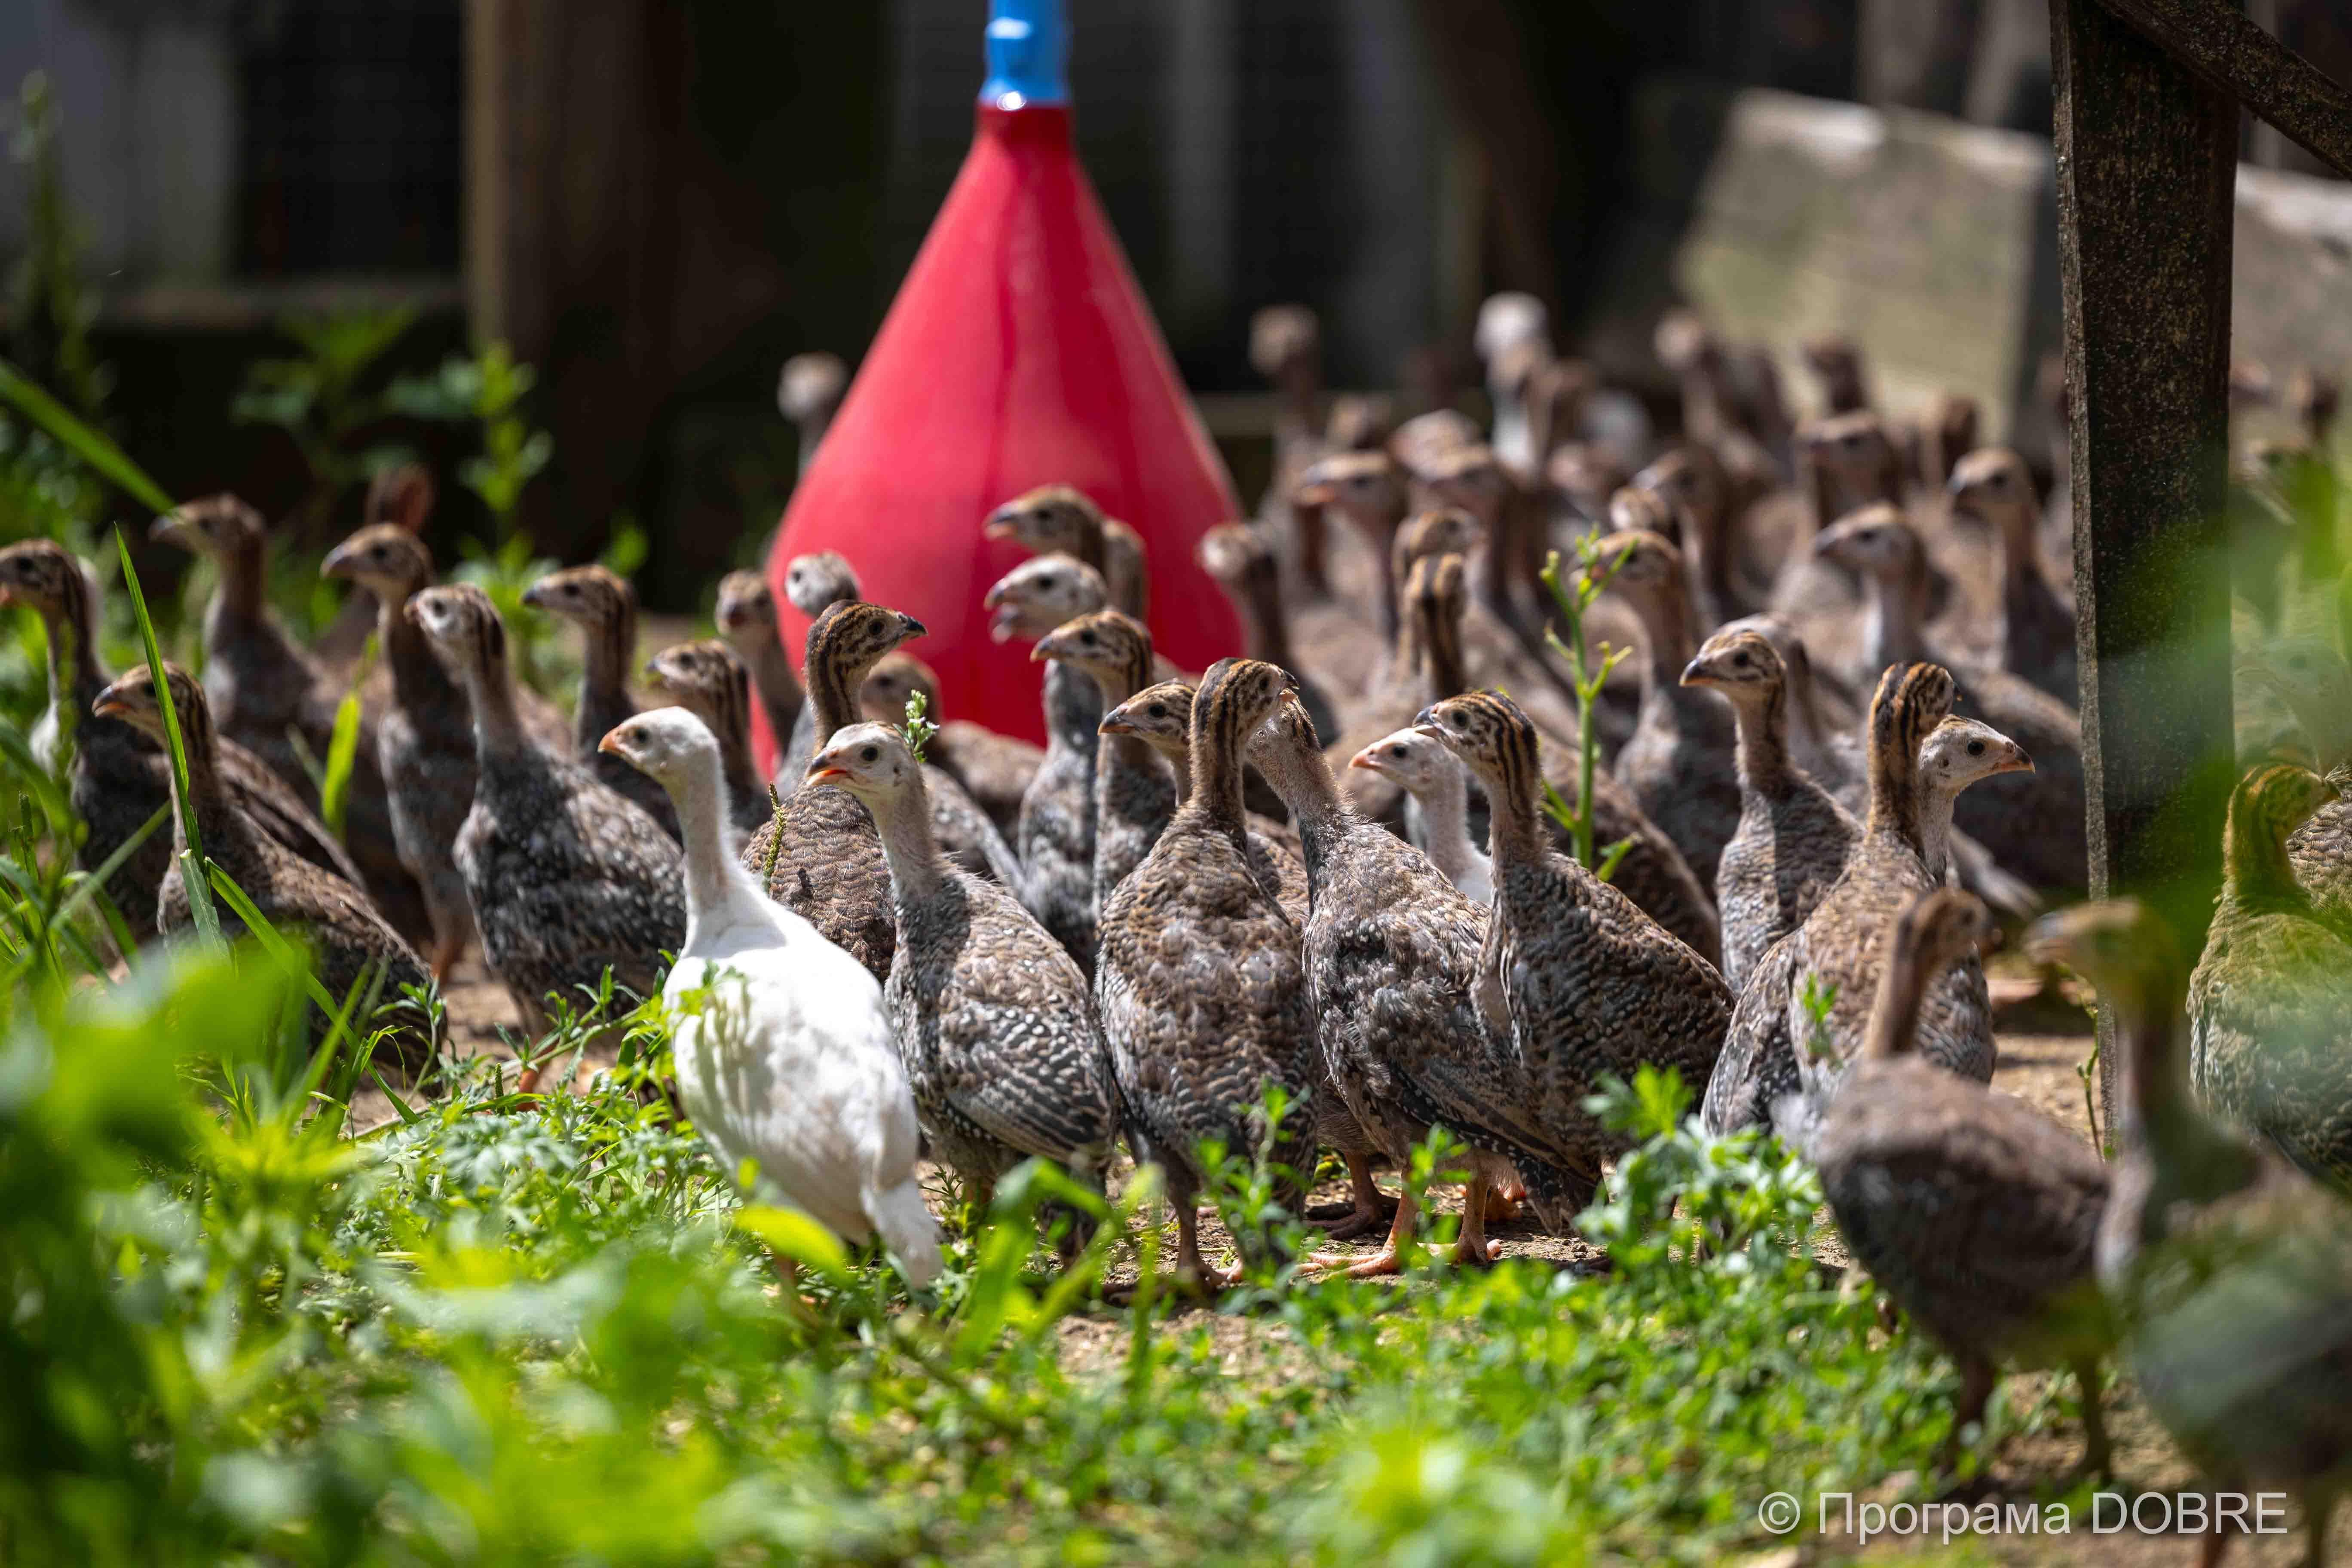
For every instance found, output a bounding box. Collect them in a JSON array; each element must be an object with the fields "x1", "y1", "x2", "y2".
[{"x1": 758, "y1": 0, "x2": 1243, "y2": 757}]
